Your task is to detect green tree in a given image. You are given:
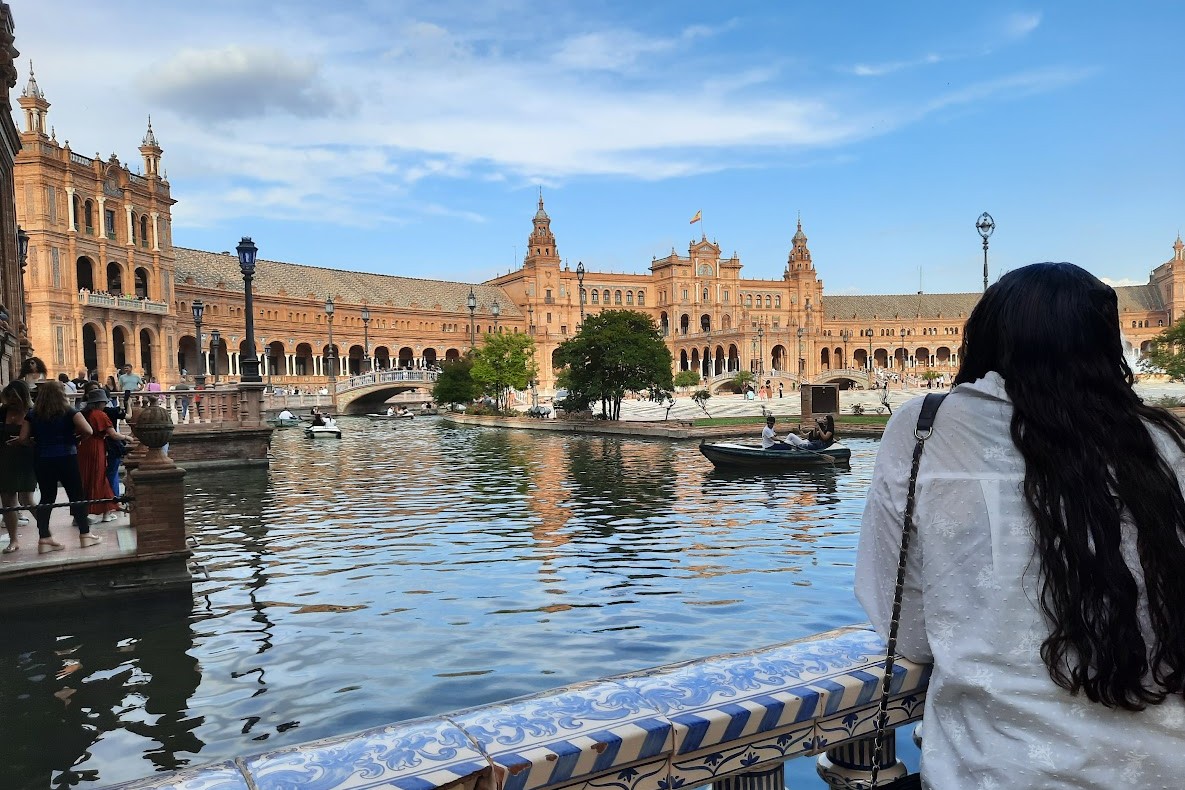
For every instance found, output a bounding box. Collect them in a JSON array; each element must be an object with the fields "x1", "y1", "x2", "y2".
[
  {"x1": 1142, "y1": 318, "x2": 1185, "y2": 381},
  {"x1": 553, "y1": 310, "x2": 674, "y2": 420},
  {"x1": 673, "y1": 370, "x2": 701, "y2": 390},
  {"x1": 691, "y1": 388, "x2": 712, "y2": 417},
  {"x1": 432, "y1": 355, "x2": 481, "y2": 406},
  {"x1": 471, "y1": 332, "x2": 538, "y2": 412},
  {"x1": 729, "y1": 370, "x2": 755, "y2": 391}
]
